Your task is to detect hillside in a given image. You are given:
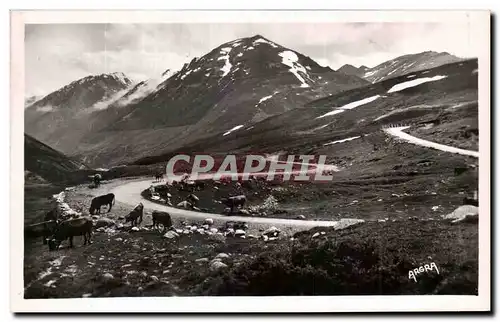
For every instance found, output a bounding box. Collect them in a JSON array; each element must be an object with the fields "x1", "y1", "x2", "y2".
[
  {"x1": 24, "y1": 134, "x2": 89, "y2": 184},
  {"x1": 336, "y1": 64, "x2": 369, "y2": 78},
  {"x1": 24, "y1": 35, "x2": 369, "y2": 168},
  {"x1": 359, "y1": 51, "x2": 464, "y2": 83}
]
